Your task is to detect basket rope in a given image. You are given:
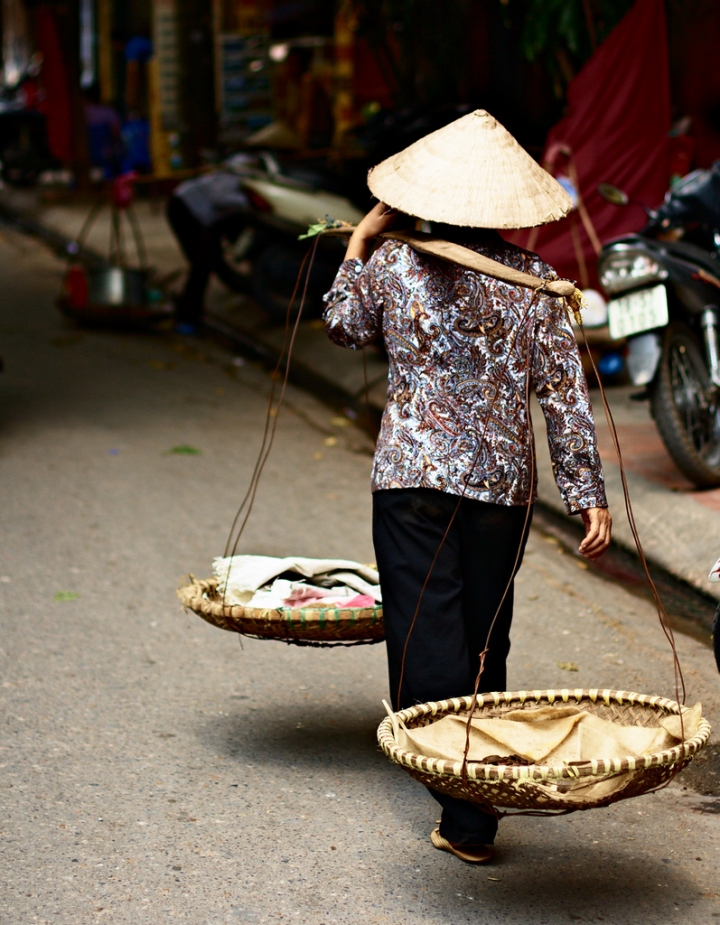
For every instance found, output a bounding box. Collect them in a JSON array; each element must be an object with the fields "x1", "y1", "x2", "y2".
[
  {"x1": 578, "y1": 322, "x2": 686, "y2": 708},
  {"x1": 222, "y1": 241, "x2": 316, "y2": 563},
  {"x1": 180, "y1": 232, "x2": 386, "y2": 645}
]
